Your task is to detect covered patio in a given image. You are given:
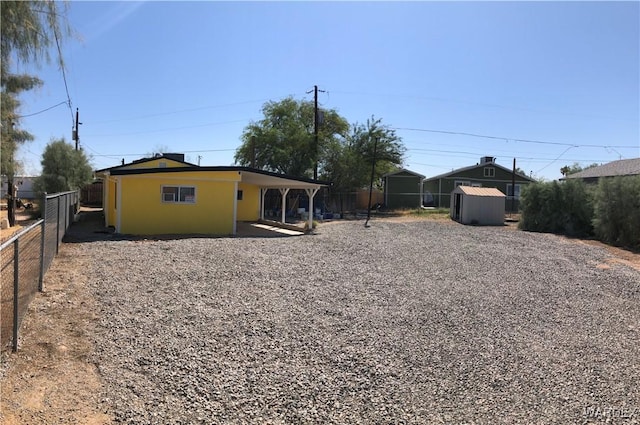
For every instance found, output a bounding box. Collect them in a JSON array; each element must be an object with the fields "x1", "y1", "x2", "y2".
[{"x1": 238, "y1": 169, "x2": 327, "y2": 233}]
